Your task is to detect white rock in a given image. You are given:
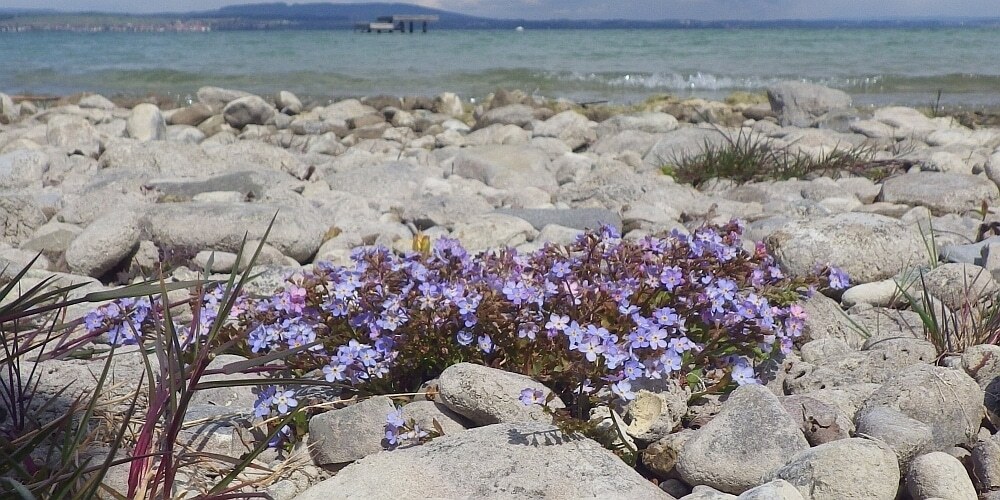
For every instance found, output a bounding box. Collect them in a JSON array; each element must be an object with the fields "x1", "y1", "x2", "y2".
[
  {"x1": 906, "y1": 451, "x2": 977, "y2": 500},
  {"x1": 126, "y1": 103, "x2": 166, "y2": 141}
]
